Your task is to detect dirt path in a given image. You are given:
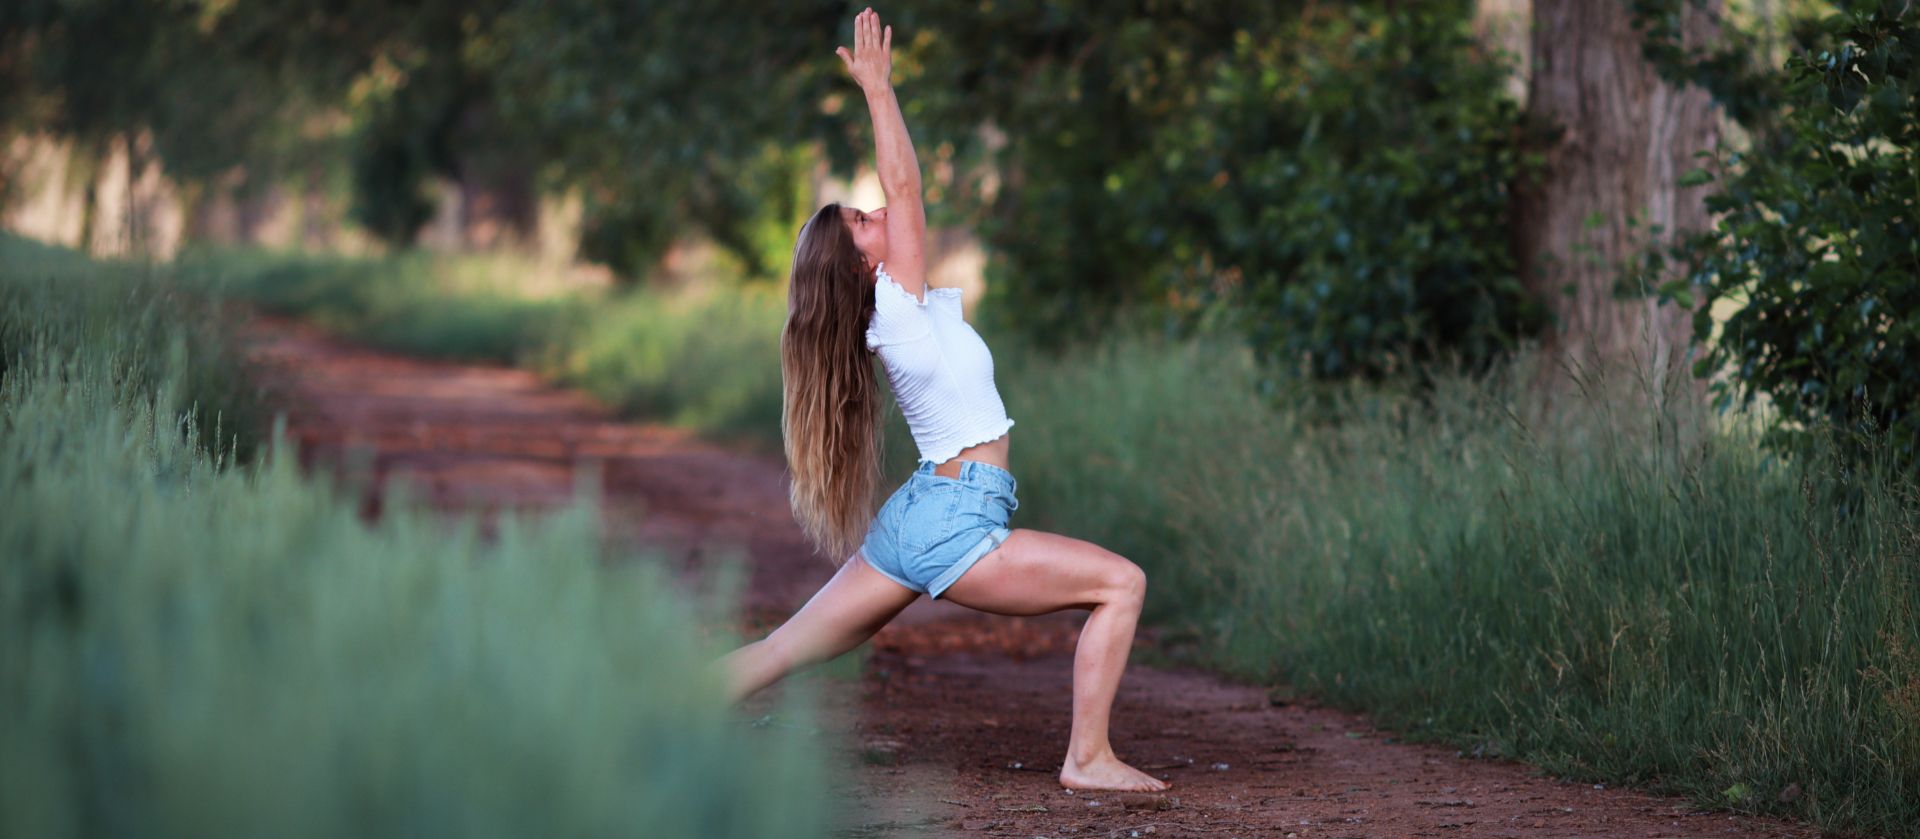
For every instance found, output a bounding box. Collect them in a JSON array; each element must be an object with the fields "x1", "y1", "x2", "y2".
[{"x1": 241, "y1": 315, "x2": 1826, "y2": 839}]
